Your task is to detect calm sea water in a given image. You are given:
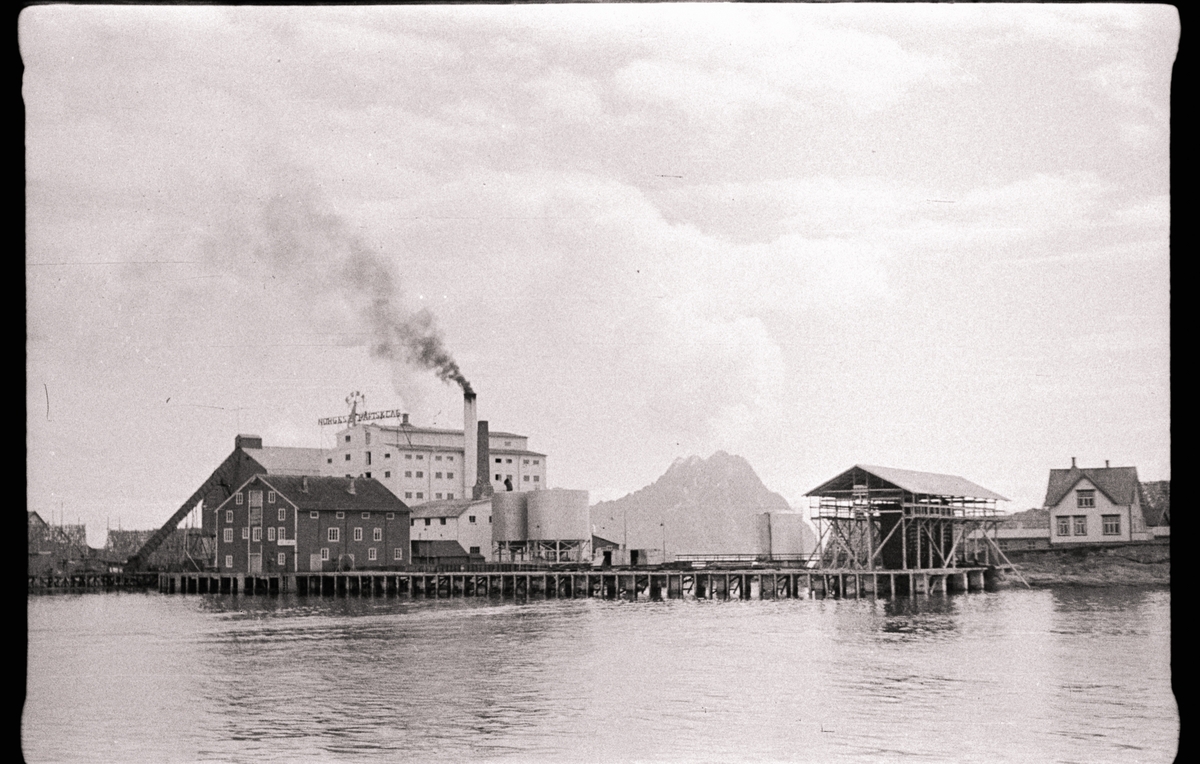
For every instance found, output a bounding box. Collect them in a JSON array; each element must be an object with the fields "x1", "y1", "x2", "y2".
[{"x1": 24, "y1": 586, "x2": 1175, "y2": 763}]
